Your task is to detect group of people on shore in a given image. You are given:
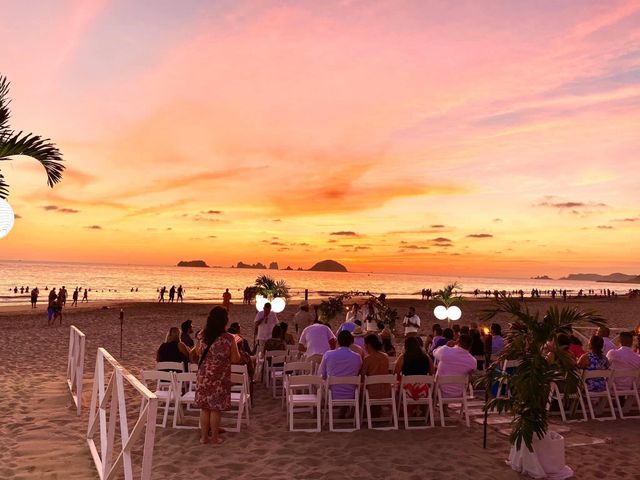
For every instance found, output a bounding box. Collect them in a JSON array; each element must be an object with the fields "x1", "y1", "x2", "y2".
[
  {"x1": 42, "y1": 286, "x2": 88, "y2": 324},
  {"x1": 157, "y1": 285, "x2": 185, "y2": 303}
]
